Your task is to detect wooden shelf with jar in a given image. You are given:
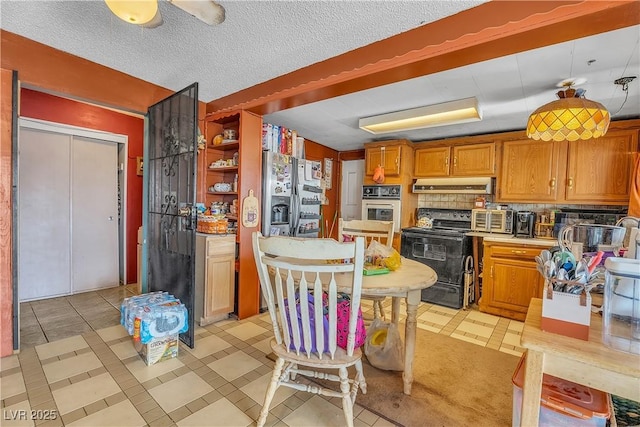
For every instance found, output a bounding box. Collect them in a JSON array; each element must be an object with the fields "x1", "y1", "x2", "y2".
[{"x1": 534, "y1": 222, "x2": 556, "y2": 239}]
